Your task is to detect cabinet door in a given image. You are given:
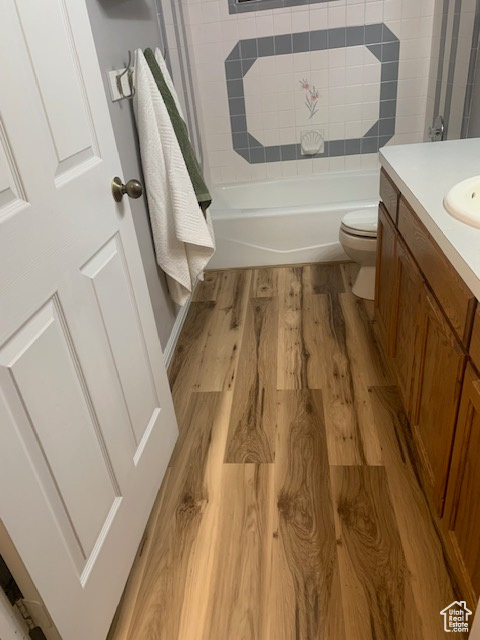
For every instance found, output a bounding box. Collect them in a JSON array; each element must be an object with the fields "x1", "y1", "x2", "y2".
[
  {"x1": 412, "y1": 288, "x2": 466, "y2": 515},
  {"x1": 444, "y1": 364, "x2": 480, "y2": 602},
  {"x1": 374, "y1": 203, "x2": 397, "y2": 354},
  {"x1": 390, "y1": 239, "x2": 424, "y2": 419}
]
